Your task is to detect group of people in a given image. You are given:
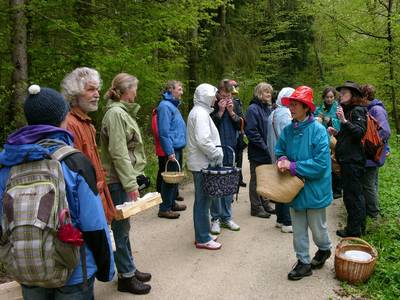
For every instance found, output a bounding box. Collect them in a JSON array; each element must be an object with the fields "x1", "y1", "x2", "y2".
[{"x1": 0, "y1": 67, "x2": 391, "y2": 299}]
